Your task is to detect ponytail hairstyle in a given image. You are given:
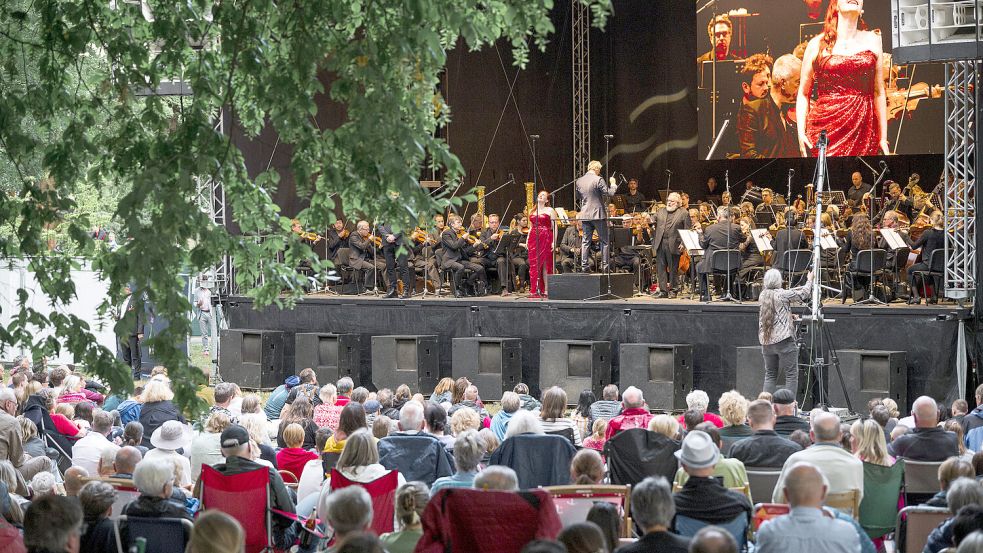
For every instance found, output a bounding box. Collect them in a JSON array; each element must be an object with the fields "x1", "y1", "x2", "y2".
[{"x1": 394, "y1": 481, "x2": 430, "y2": 529}]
